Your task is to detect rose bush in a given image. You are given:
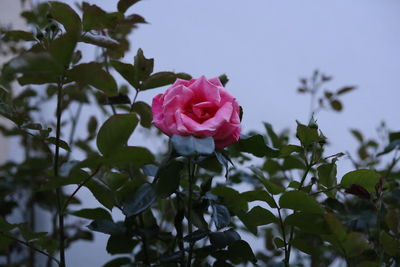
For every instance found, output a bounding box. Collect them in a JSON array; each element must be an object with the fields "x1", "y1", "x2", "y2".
[{"x1": 152, "y1": 76, "x2": 241, "y2": 148}]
